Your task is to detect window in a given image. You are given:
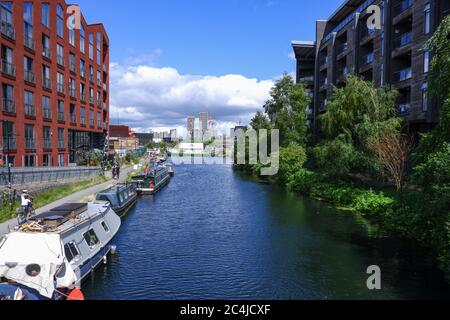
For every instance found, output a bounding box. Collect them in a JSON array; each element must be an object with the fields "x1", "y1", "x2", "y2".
[
  {"x1": 58, "y1": 128, "x2": 65, "y2": 148},
  {"x1": 80, "y1": 25, "x2": 85, "y2": 53},
  {"x1": 89, "y1": 33, "x2": 94, "y2": 60},
  {"x1": 69, "y1": 28, "x2": 75, "y2": 46},
  {"x1": 41, "y1": 3, "x2": 50, "y2": 28},
  {"x1": 424, "y1": 3, "x2": 431, "y2": 35},
  {"x1": 89, "y1": 65, "x2": 94, "y2": 80},
  {"x1": 97, "y1": 111, "x2": 101, "y2": 127},
  {"x1": 83, "y1": 229, "x2": 100, "y2": 248},
  {"x1": 24, "y1": 124, "x2": 35, "y2": 150},
  {"x1": 57, "y1": 44, "x2": 64, "y2": 65},
  {"x1": 24, "y1": 155, "x2": 35, "y2": 167},
  {"x1": 57, "y1": 4, "x2": 64, "y2": 38},
  {"x1": 101, "y1": 221, "x2": 109, "y2": 233},
  {"x1": 57, "y1": 72, "x2": 64, "y2": 92},
  {"x1": 381, "y1": 32, "x2": 384, "y2": 57},
  {"x1": 58, "y1": 154, "x2": 65, "y2": 167},
  {"x1": 80, "y1": 59, "x2": 85, "y2": 77},
  {"x1": 24, "y1": 90, "x2": 34, "y2": 116},
  {"x1": 58, "y1": 100, "x2": 65, "y2": 121},
  {"x1": 70, "y1": 104, "x2": 76, "y2": 122},
  {"x1": 89, "y1": 110, "x2": 94, "y2": 126},
  {"x1": 69, "y1": 78, "x2": 76, "y2": 96},
  {"x1": 422, "y1": 83, "x2": 428, "y2": 112},
  {"x1": 69, "y1": 53, "x2": 76, "y2": 72},
  {"x1": 1, "y1": 2, "x2": 13, "y2": 27},
  {"x1": 423, "y1": 50, "x2": 430, "y2": 73},
  {"x1": 42, "y1": 95, "x2": 51, "y2": 118},
  {"x1": 80, "y1": 107, "x2": 86, "y2": 124},
  {"x1": 42, "y1": 34, "x2": 50, "y2": 58},
  {"x1": 42, "y1": 64, "x2": 51, "y2": 88},
  {"x1": 43, "y1": 126, "x2": 51, "y2": 149},
  {"x1": 24, "y1": 2, "x2": 33, "y2": 40},
  {"x1": 43, "y1": 154, "x2": 51, "y2": 167},
  {"x1": 64, "y1": 242, "x2": 81, "y2": 263}
]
